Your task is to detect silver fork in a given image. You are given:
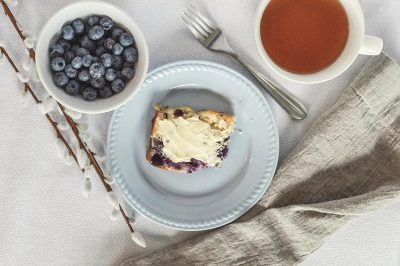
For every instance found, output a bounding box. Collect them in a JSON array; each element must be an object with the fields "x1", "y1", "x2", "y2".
[{"x1": 182, "y1": 6, "x2": 307, "y2": 120}]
